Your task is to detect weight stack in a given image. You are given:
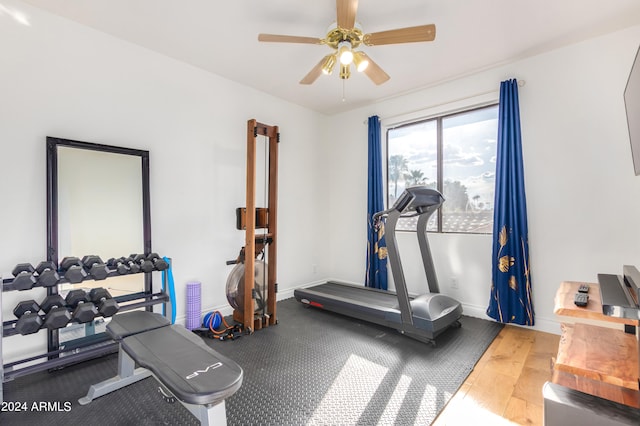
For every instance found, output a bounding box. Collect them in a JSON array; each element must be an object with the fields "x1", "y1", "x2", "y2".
[{"x1": 185, "y1": 281, "x2": 201, "y2": 330}]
